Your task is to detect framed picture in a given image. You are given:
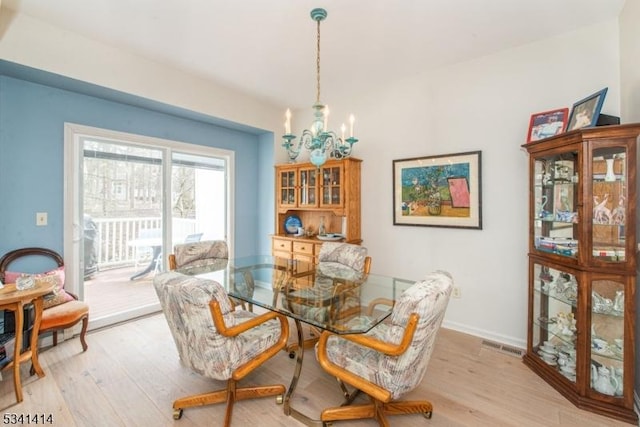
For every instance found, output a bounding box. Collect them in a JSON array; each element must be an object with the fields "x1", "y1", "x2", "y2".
[
  {"x1": 393, "y1": 151, "x2": 482, "y2": 229},
  {"x1": 527, "y1": 108, "x2": 569, "y2": 142},
  {"x1": 566, "y1": 88, "x2": 608, "y2": 131}
]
